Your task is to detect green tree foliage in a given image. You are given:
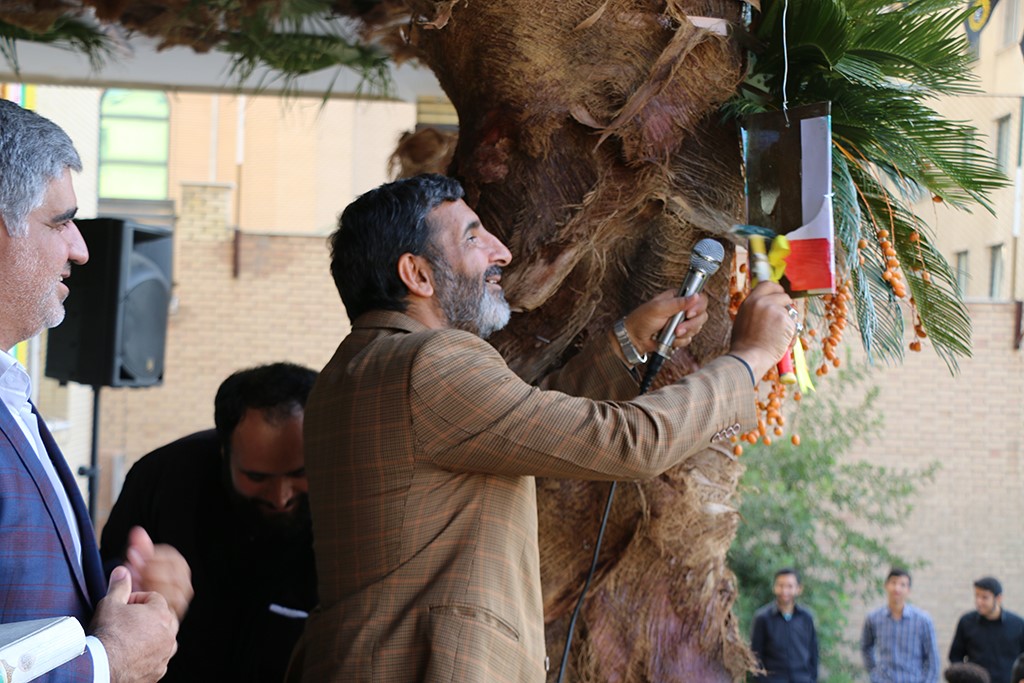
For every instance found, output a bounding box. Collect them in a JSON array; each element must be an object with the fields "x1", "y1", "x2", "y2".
[{"x1": 729, "y1": 362, "x2": 937, "y2": 681}]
